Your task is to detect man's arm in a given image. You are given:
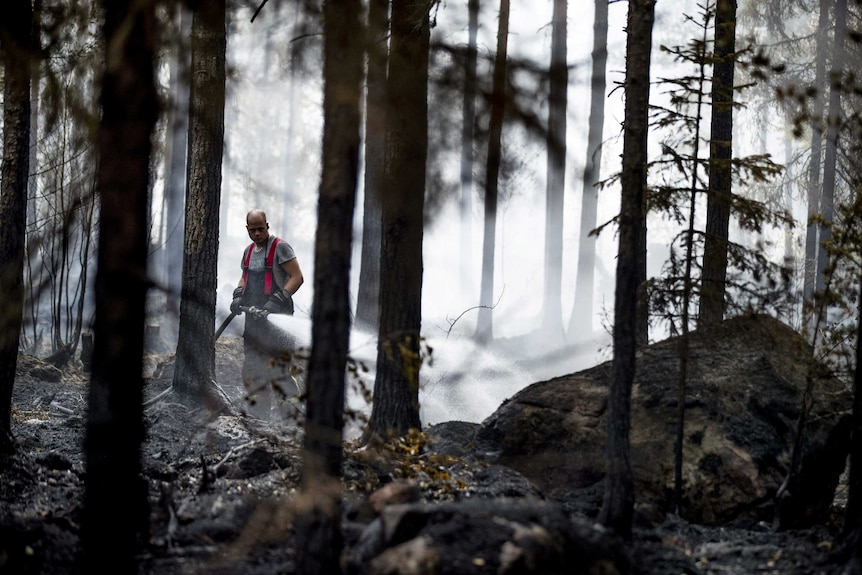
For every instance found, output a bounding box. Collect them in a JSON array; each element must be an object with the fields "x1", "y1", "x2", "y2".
[{"x1": 281, "y1": 258, "x2": 304, "y2": 295}]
